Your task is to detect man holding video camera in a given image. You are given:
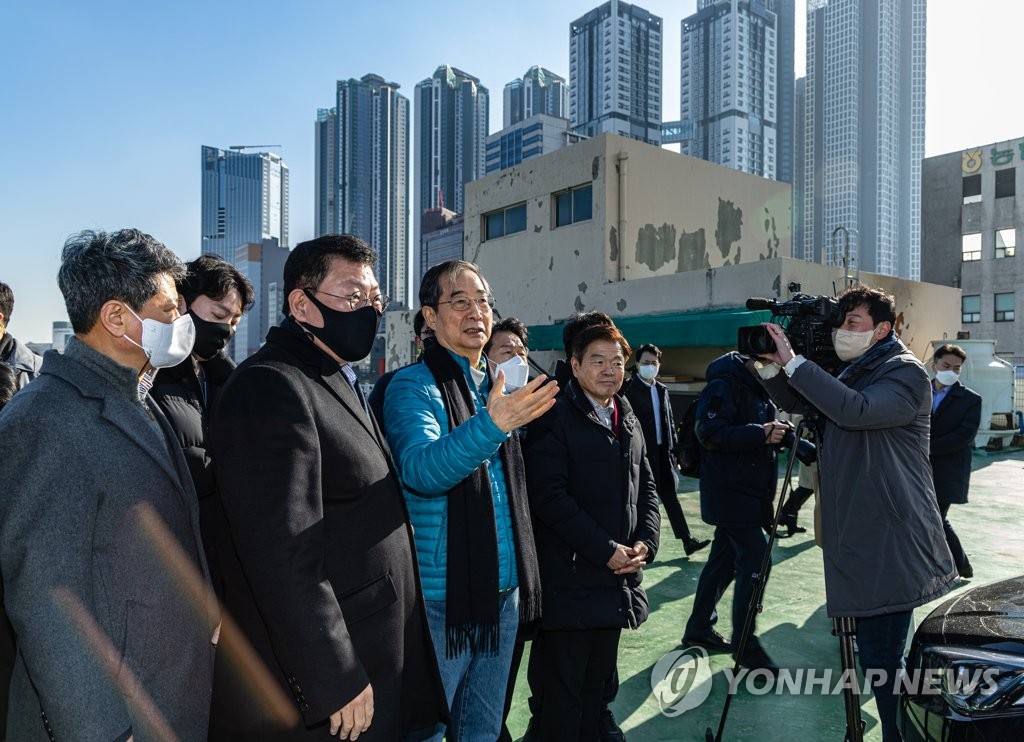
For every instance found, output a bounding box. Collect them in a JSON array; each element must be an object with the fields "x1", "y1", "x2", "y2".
[{"x1": 757, "y1": 285, "x2": 956, "y2": 742}]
